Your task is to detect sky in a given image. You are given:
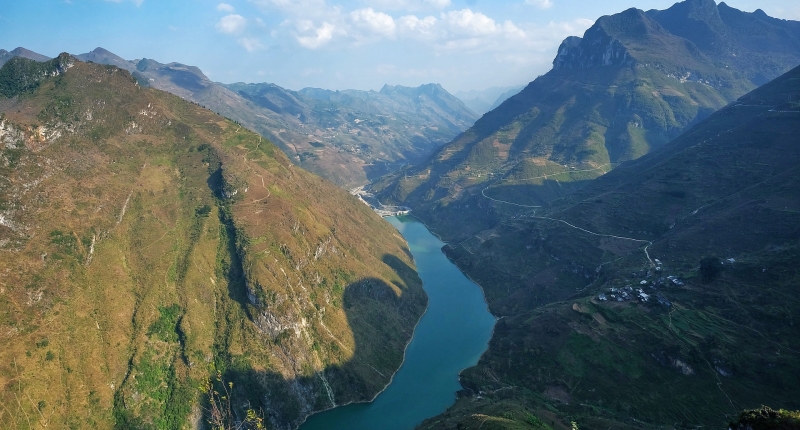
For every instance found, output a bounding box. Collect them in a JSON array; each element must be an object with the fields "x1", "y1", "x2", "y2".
[{"x1": 1, "y1": 0, "x2": 799, "y2": 93}]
